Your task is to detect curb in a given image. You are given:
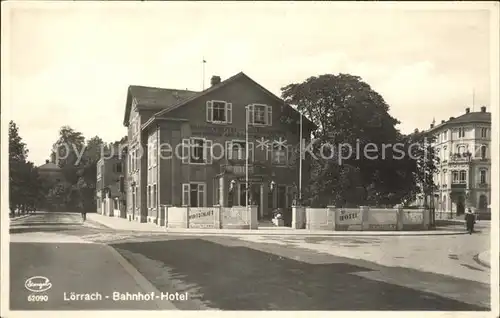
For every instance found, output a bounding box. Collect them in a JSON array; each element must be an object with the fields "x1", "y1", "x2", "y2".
[
  {"x1": 474, "y1": 251, "x2": 491, "y2": 268},
  {"x1": 163, "y1": 230, "x2": 469, "y2": 237},
  {"x1": 102, "y1": 244, "x2": 177, "y2": 310}
]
